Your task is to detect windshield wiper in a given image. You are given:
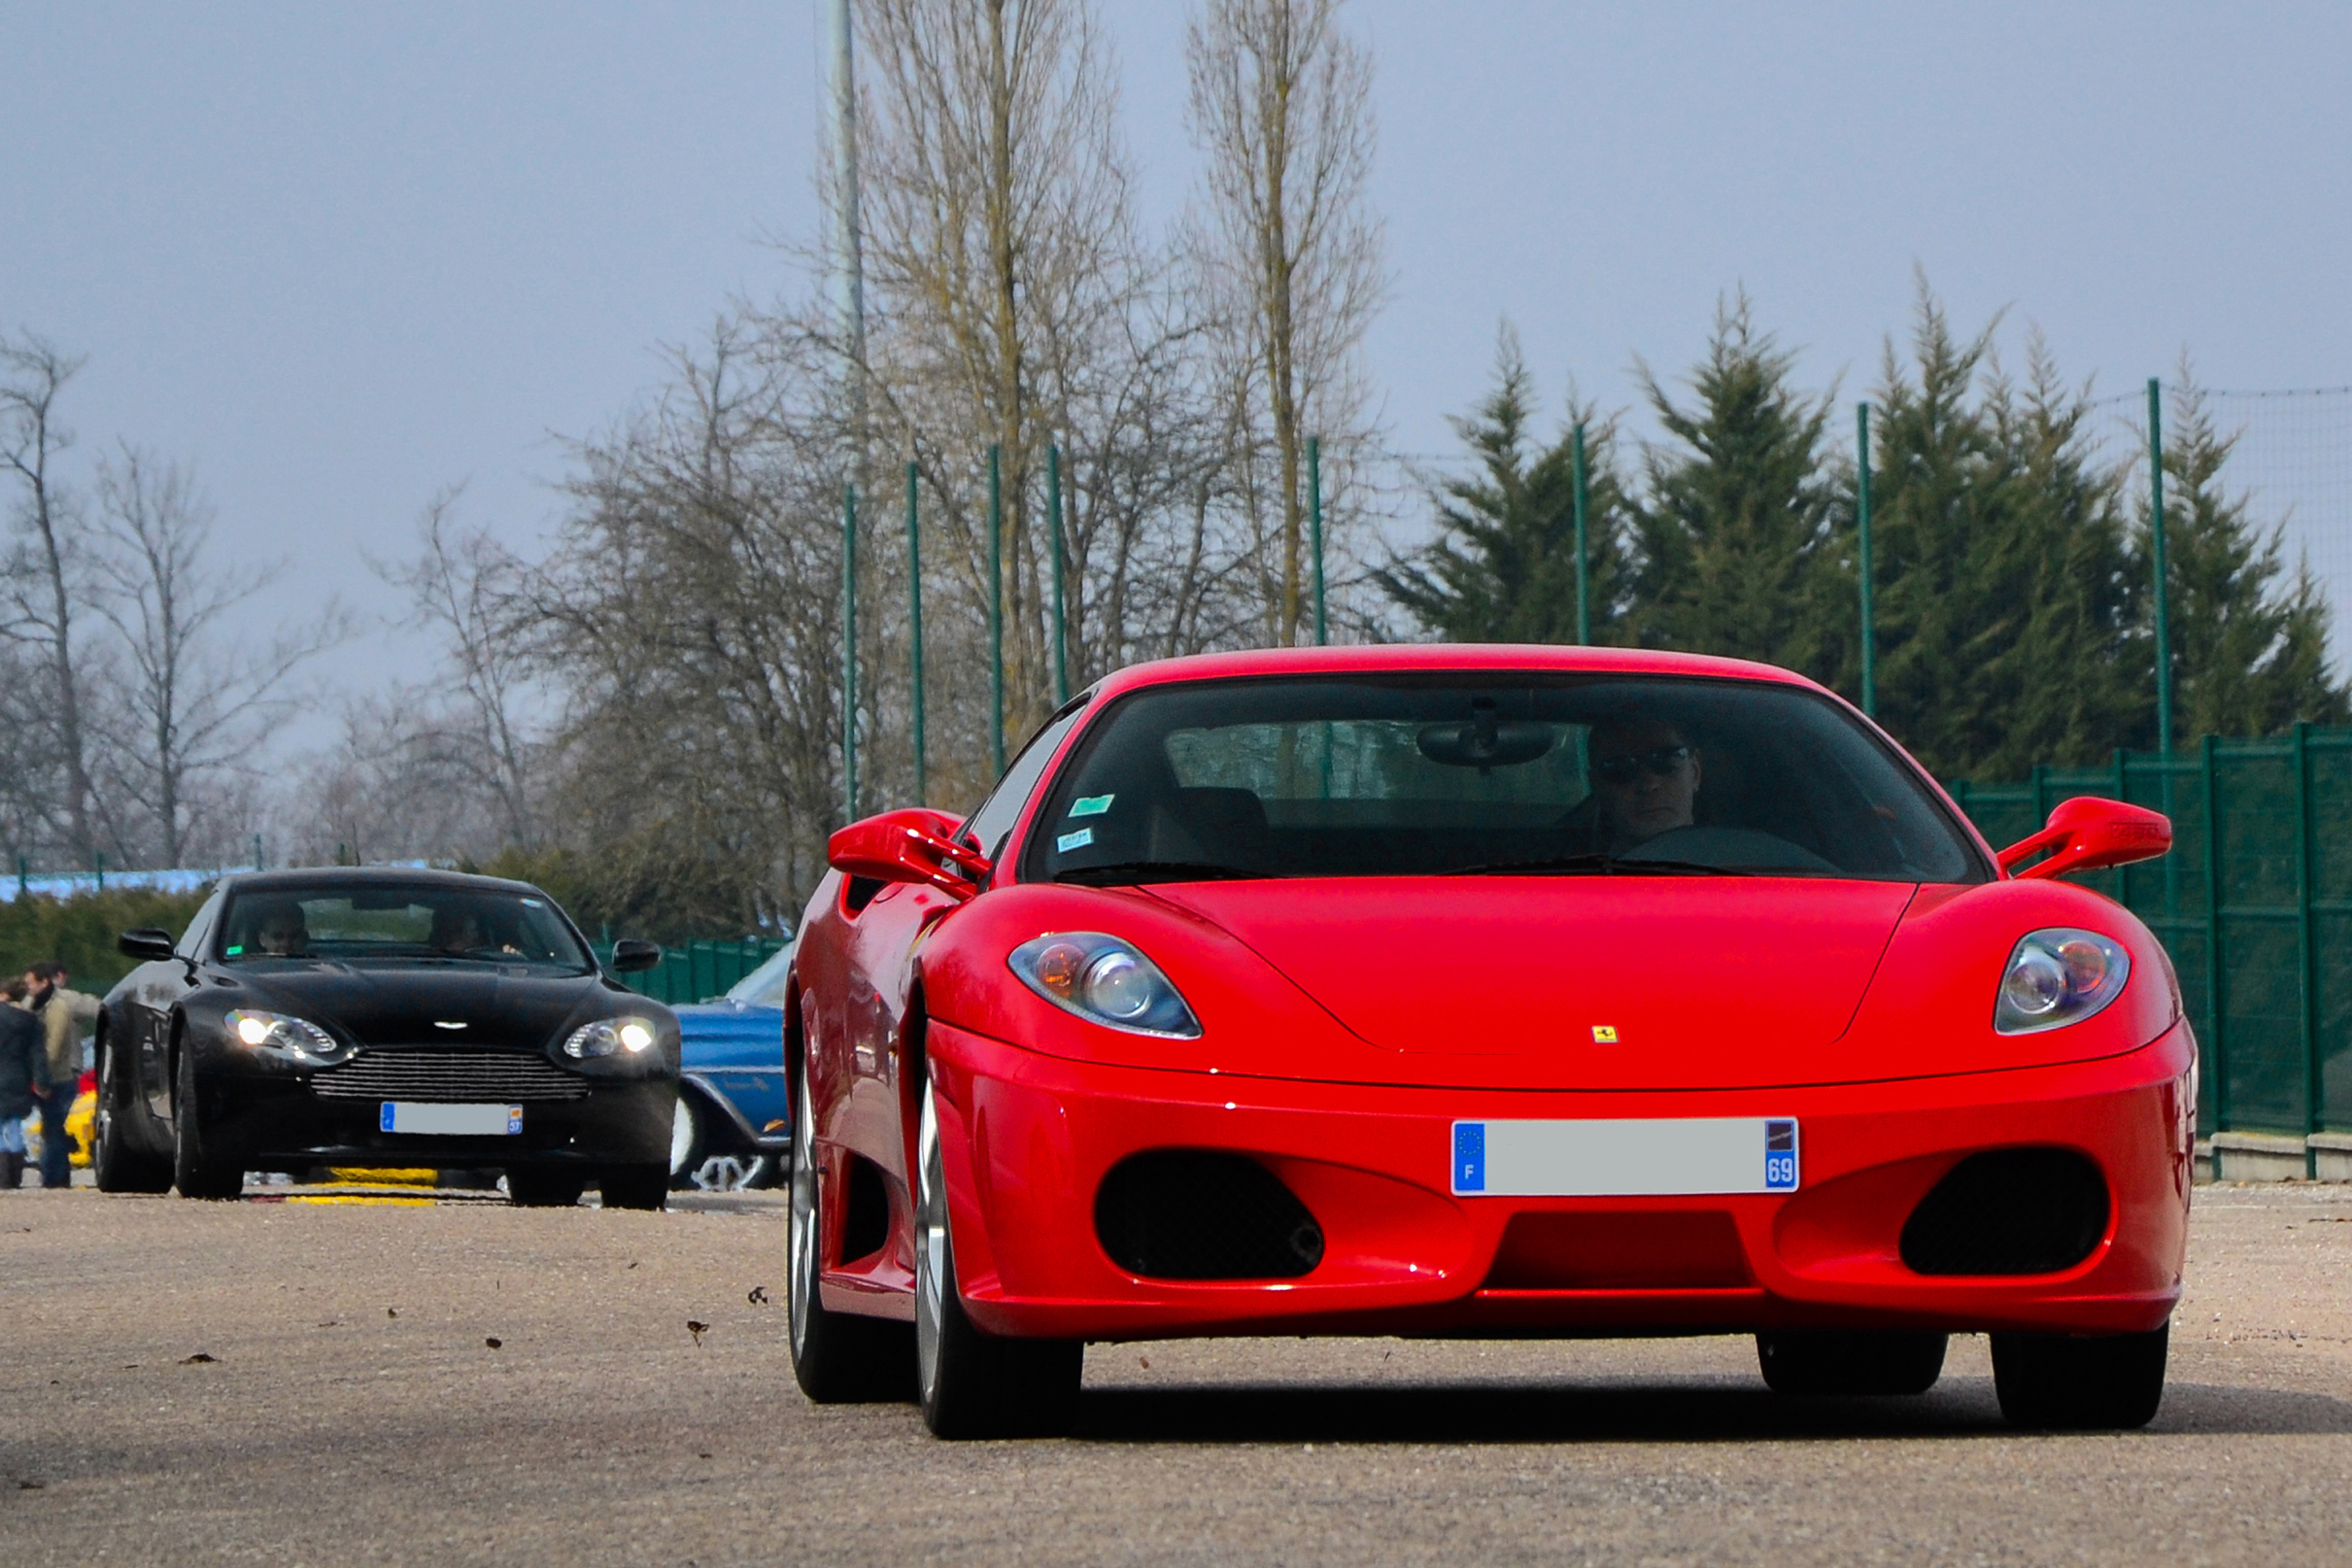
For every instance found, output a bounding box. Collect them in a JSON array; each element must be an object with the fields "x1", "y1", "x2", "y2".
[
  {"x1": 1055, "y1": 860, "x2": 1270, "y2": 886},
  {"x1": 1443, "y1": 853, "x2": 1751, "y2": 877}
]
